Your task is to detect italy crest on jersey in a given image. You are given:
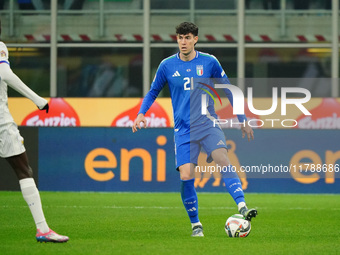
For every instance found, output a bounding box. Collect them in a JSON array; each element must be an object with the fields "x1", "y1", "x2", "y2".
[{"x1": 196, "y1": 65, "x2": 203, "y2": 76}]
